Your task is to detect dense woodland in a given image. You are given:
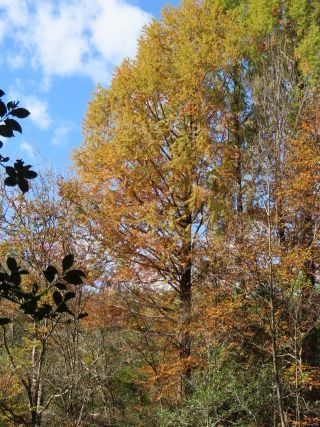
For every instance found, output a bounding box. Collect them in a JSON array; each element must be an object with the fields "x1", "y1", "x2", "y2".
[{"x1": 0, "y1": 0, "x2": 319, "y2": 425}]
